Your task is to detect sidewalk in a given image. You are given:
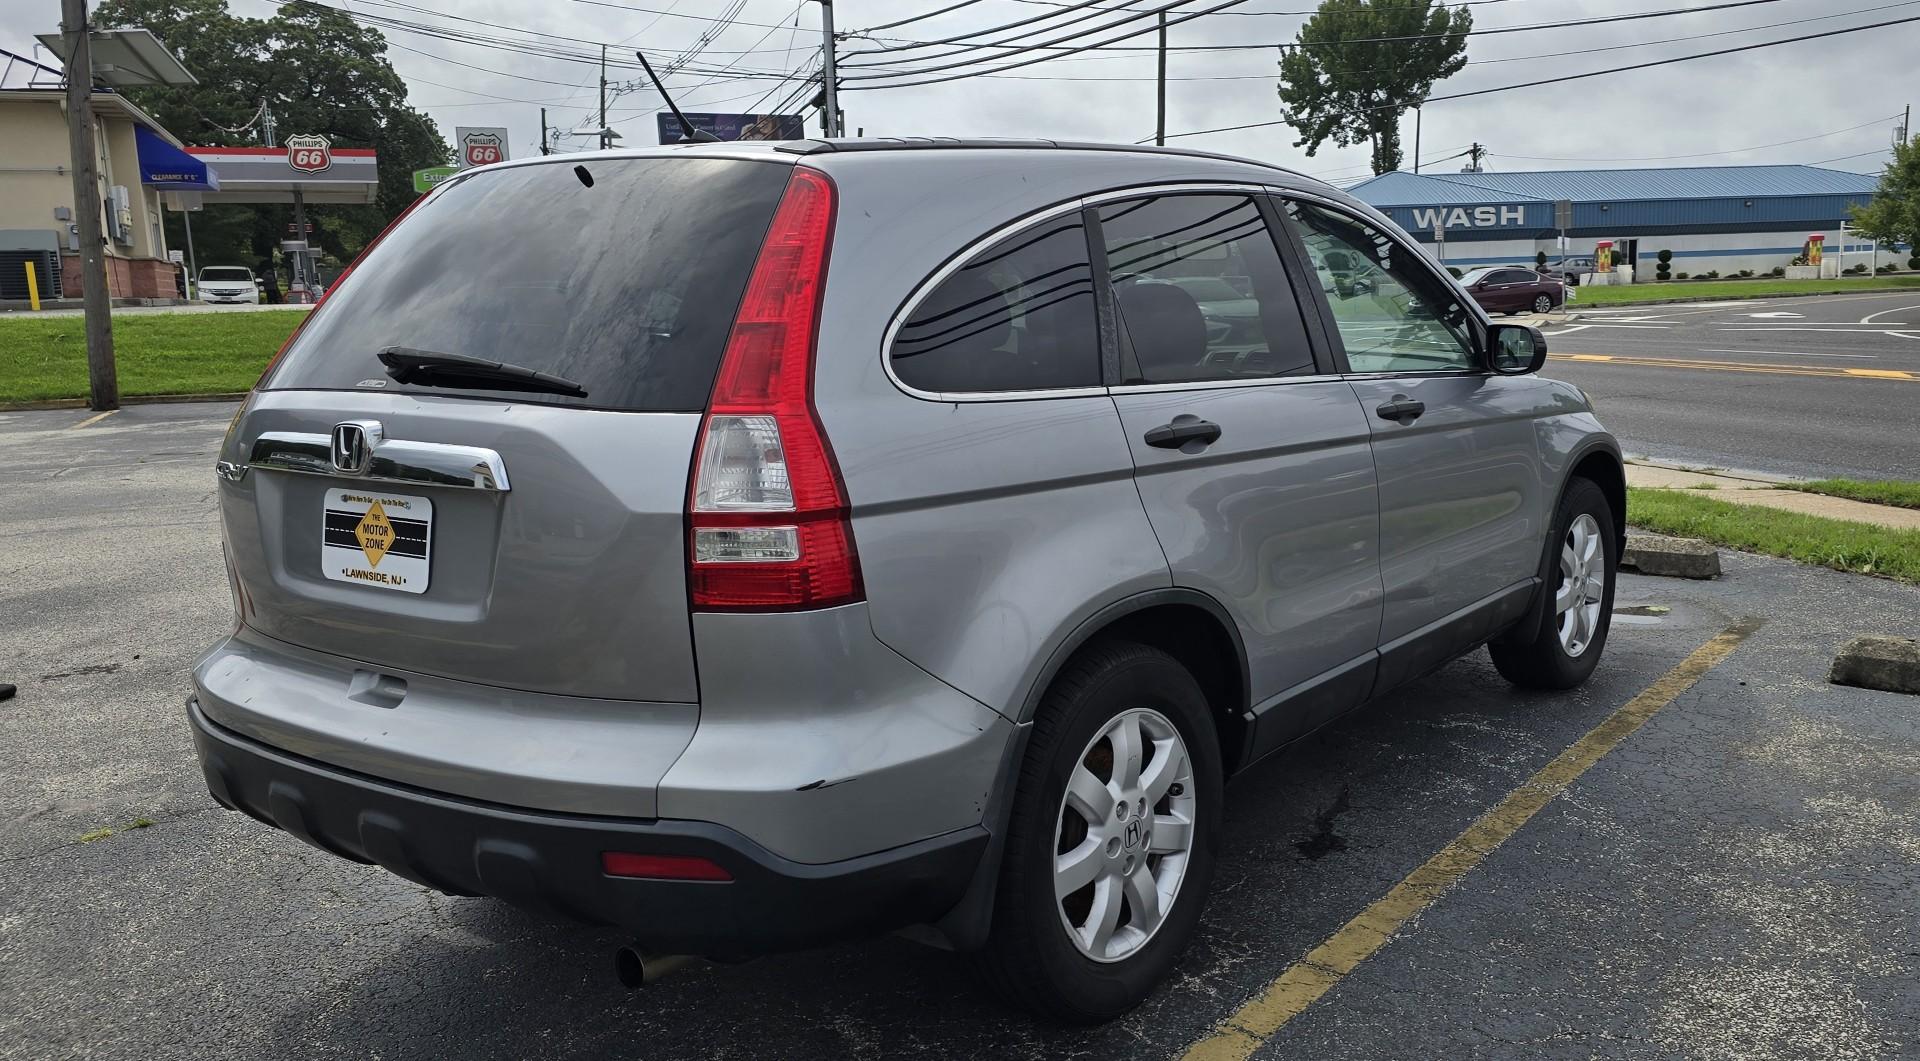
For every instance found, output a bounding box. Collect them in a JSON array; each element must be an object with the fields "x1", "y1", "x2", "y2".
[{"x1": 1626, "y1": 462, "x2": 1920, "y2": 531}]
